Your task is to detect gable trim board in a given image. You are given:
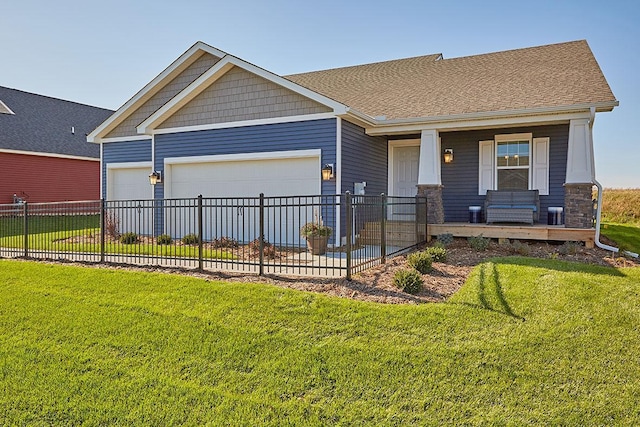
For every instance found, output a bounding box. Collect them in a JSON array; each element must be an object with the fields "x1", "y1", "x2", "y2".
[{"x1": 0, "y1": 148, "x2": 99, "y2": 162}]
